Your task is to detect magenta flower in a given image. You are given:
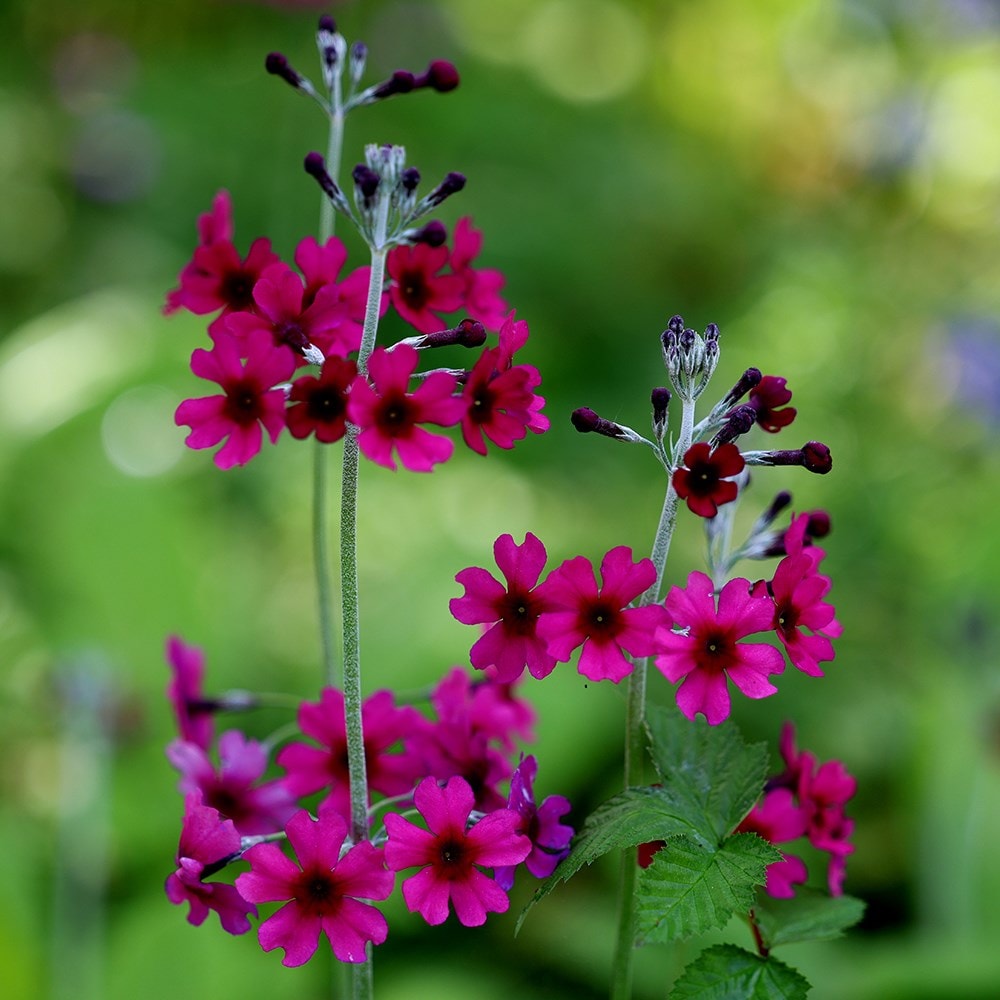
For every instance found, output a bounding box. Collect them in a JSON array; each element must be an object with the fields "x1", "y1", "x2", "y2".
[
  {"x1": 672, "y1": 442, "x2": 745, "y2": 518},
  {"x1": 536, "y1": 546, "x2": 670, "y2": 683},
  {"x1": 167, "y1": 730, "x2": 297, "y2": 836},
  {"x1": 175, "y1": 329, "x2": 295, "y2": 469},
  {"x1": 347, "y1": 344, "x2": 464, "y2": 471},
  {"x1": 165, "y1": 792, "x2": 256, "y2": 935},
  {"x1": 654, "y1": 571, "x2": 785, "y2": 725},
  {"x1": 286, "y1": 356, "x2": 358, "y2": 443},
  {"x1": 224, "y1": 261, "x2": 357, "y2": 361},
  {"x1": 449, "y1": 217, "x2": 509, "y2": 330},
  {"x1": 236, "y1": 810, "x2": 393, "y2": 966},
  {"x1": 387, "y1": 243, "x2": 465, "y2": 333},
  {"x1": 493, "y1": 755, "x2": 574, "y2": 891},
  {"x1": 165, "y1": 635, "x2": 213, "y2": 750},
  {"x1": 450, "y1": 532, "x2": 558, "y2": 682},
  {"x1": 277, "y1": 688, "x2": 422, "y2": 820},
  {"x1": 293, "y1": 235, "x2": 375, "y2": 332},
  {"x1": 164, "y1": 191, "x2": 280, "y2": 336},
  {"x1": 748, "y1": 375, "x2": 797, "y2": 433},
  {"x1": 736, "y1": 788, "x2": 809, "y2": 898},
  {"x1": 384, "y1": 776, "x2": 531, "y2": 926}
]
